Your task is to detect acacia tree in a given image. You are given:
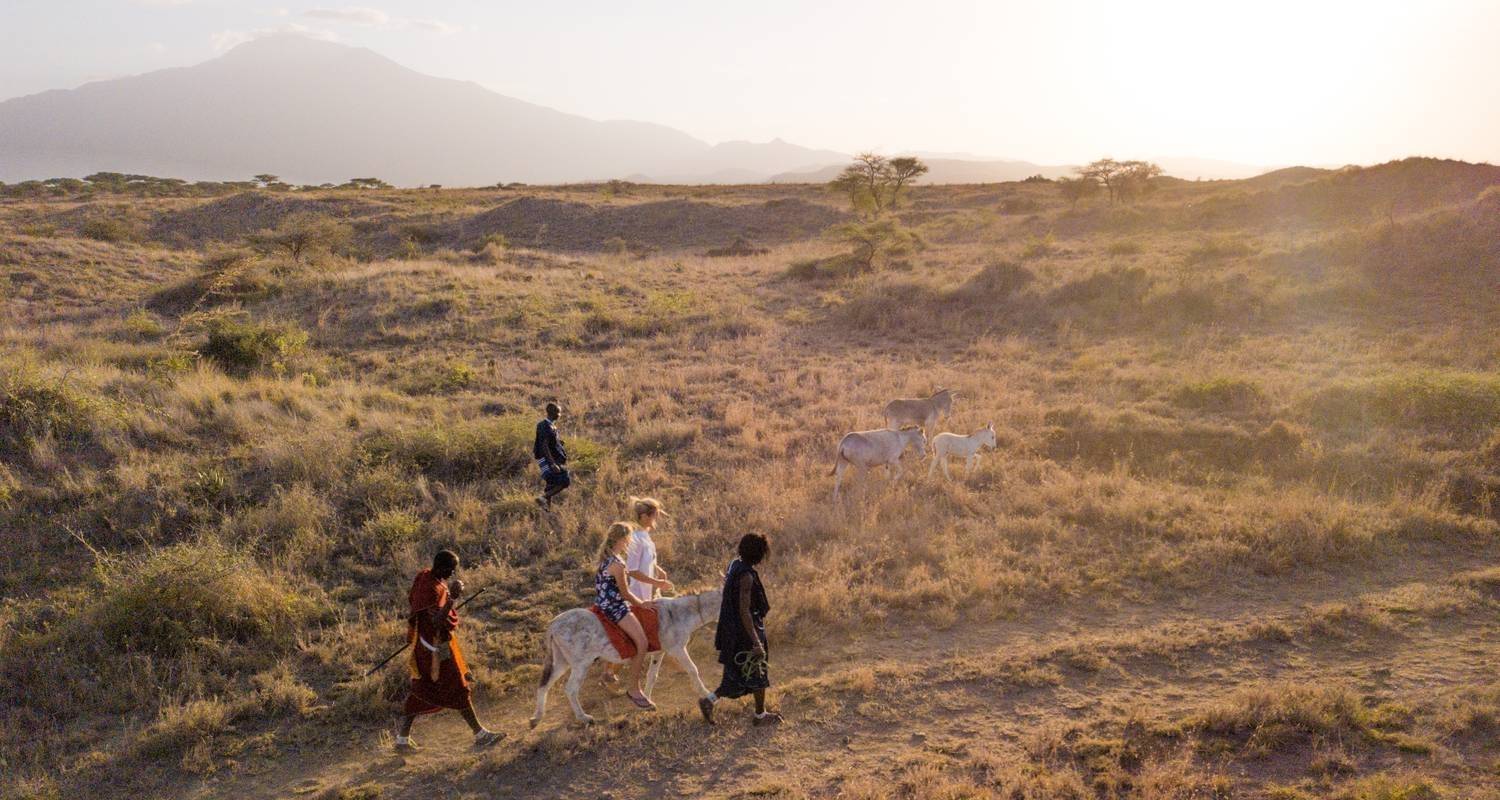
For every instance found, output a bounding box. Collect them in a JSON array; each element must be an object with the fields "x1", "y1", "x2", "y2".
[
  {"x1": 246, "y1": 213, "x2": 352, "y2": 263},
  {"x1": 1077, "y1": 158, "x2": 1162, "y2": 204},
  {"x1": 1116, "y1": 161, "x2": 1163, "y2": 203},
  {"x1": 1056, "y1": 176, "x2": 1099, "y2": 209},
  {"x1": 886, "y1": 156, "x2": 929, "y2": 209},
  {"x1": 828, "y1": 153, "x2": 928, "y2": 216}
]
